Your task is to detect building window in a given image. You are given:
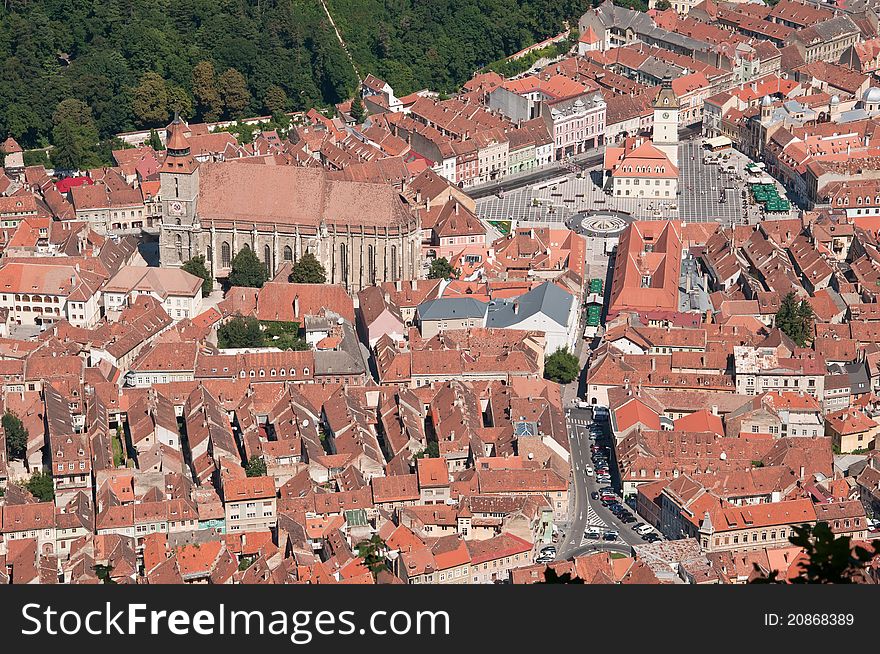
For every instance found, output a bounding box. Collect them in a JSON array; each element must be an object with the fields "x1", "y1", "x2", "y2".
[
  {"x1": 283, "y1": 245, "x2": 293, "y2": 262},
  {"x1": 221, "y1": 242, "x2": 231, "y2": 267}
]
